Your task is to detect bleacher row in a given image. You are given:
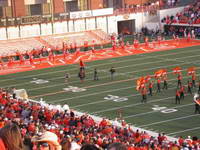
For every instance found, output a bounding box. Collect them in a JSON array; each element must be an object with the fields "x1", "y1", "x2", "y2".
[
  {"x1": 0, "y1": 30, "x2": 110, "y2": 57},
  {"x1": 162, "y1": 0, "x2": 200, "y2": 24},
  {"x1": 0, "y1": 88, "x2": 199, "y2": 149}
]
